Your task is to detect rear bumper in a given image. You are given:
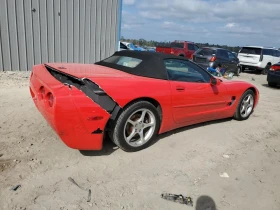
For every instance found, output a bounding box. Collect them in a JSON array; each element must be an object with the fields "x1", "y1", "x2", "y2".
[
  {"x1": 29, "y1": 65, "x2": 111, "y2": 150},
  {"x1": 239, "y1": 62, "x2": 264, "y2": 70},
  {"x1": 267, "y1": 71, "x2": 280, "y2": 84}
]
